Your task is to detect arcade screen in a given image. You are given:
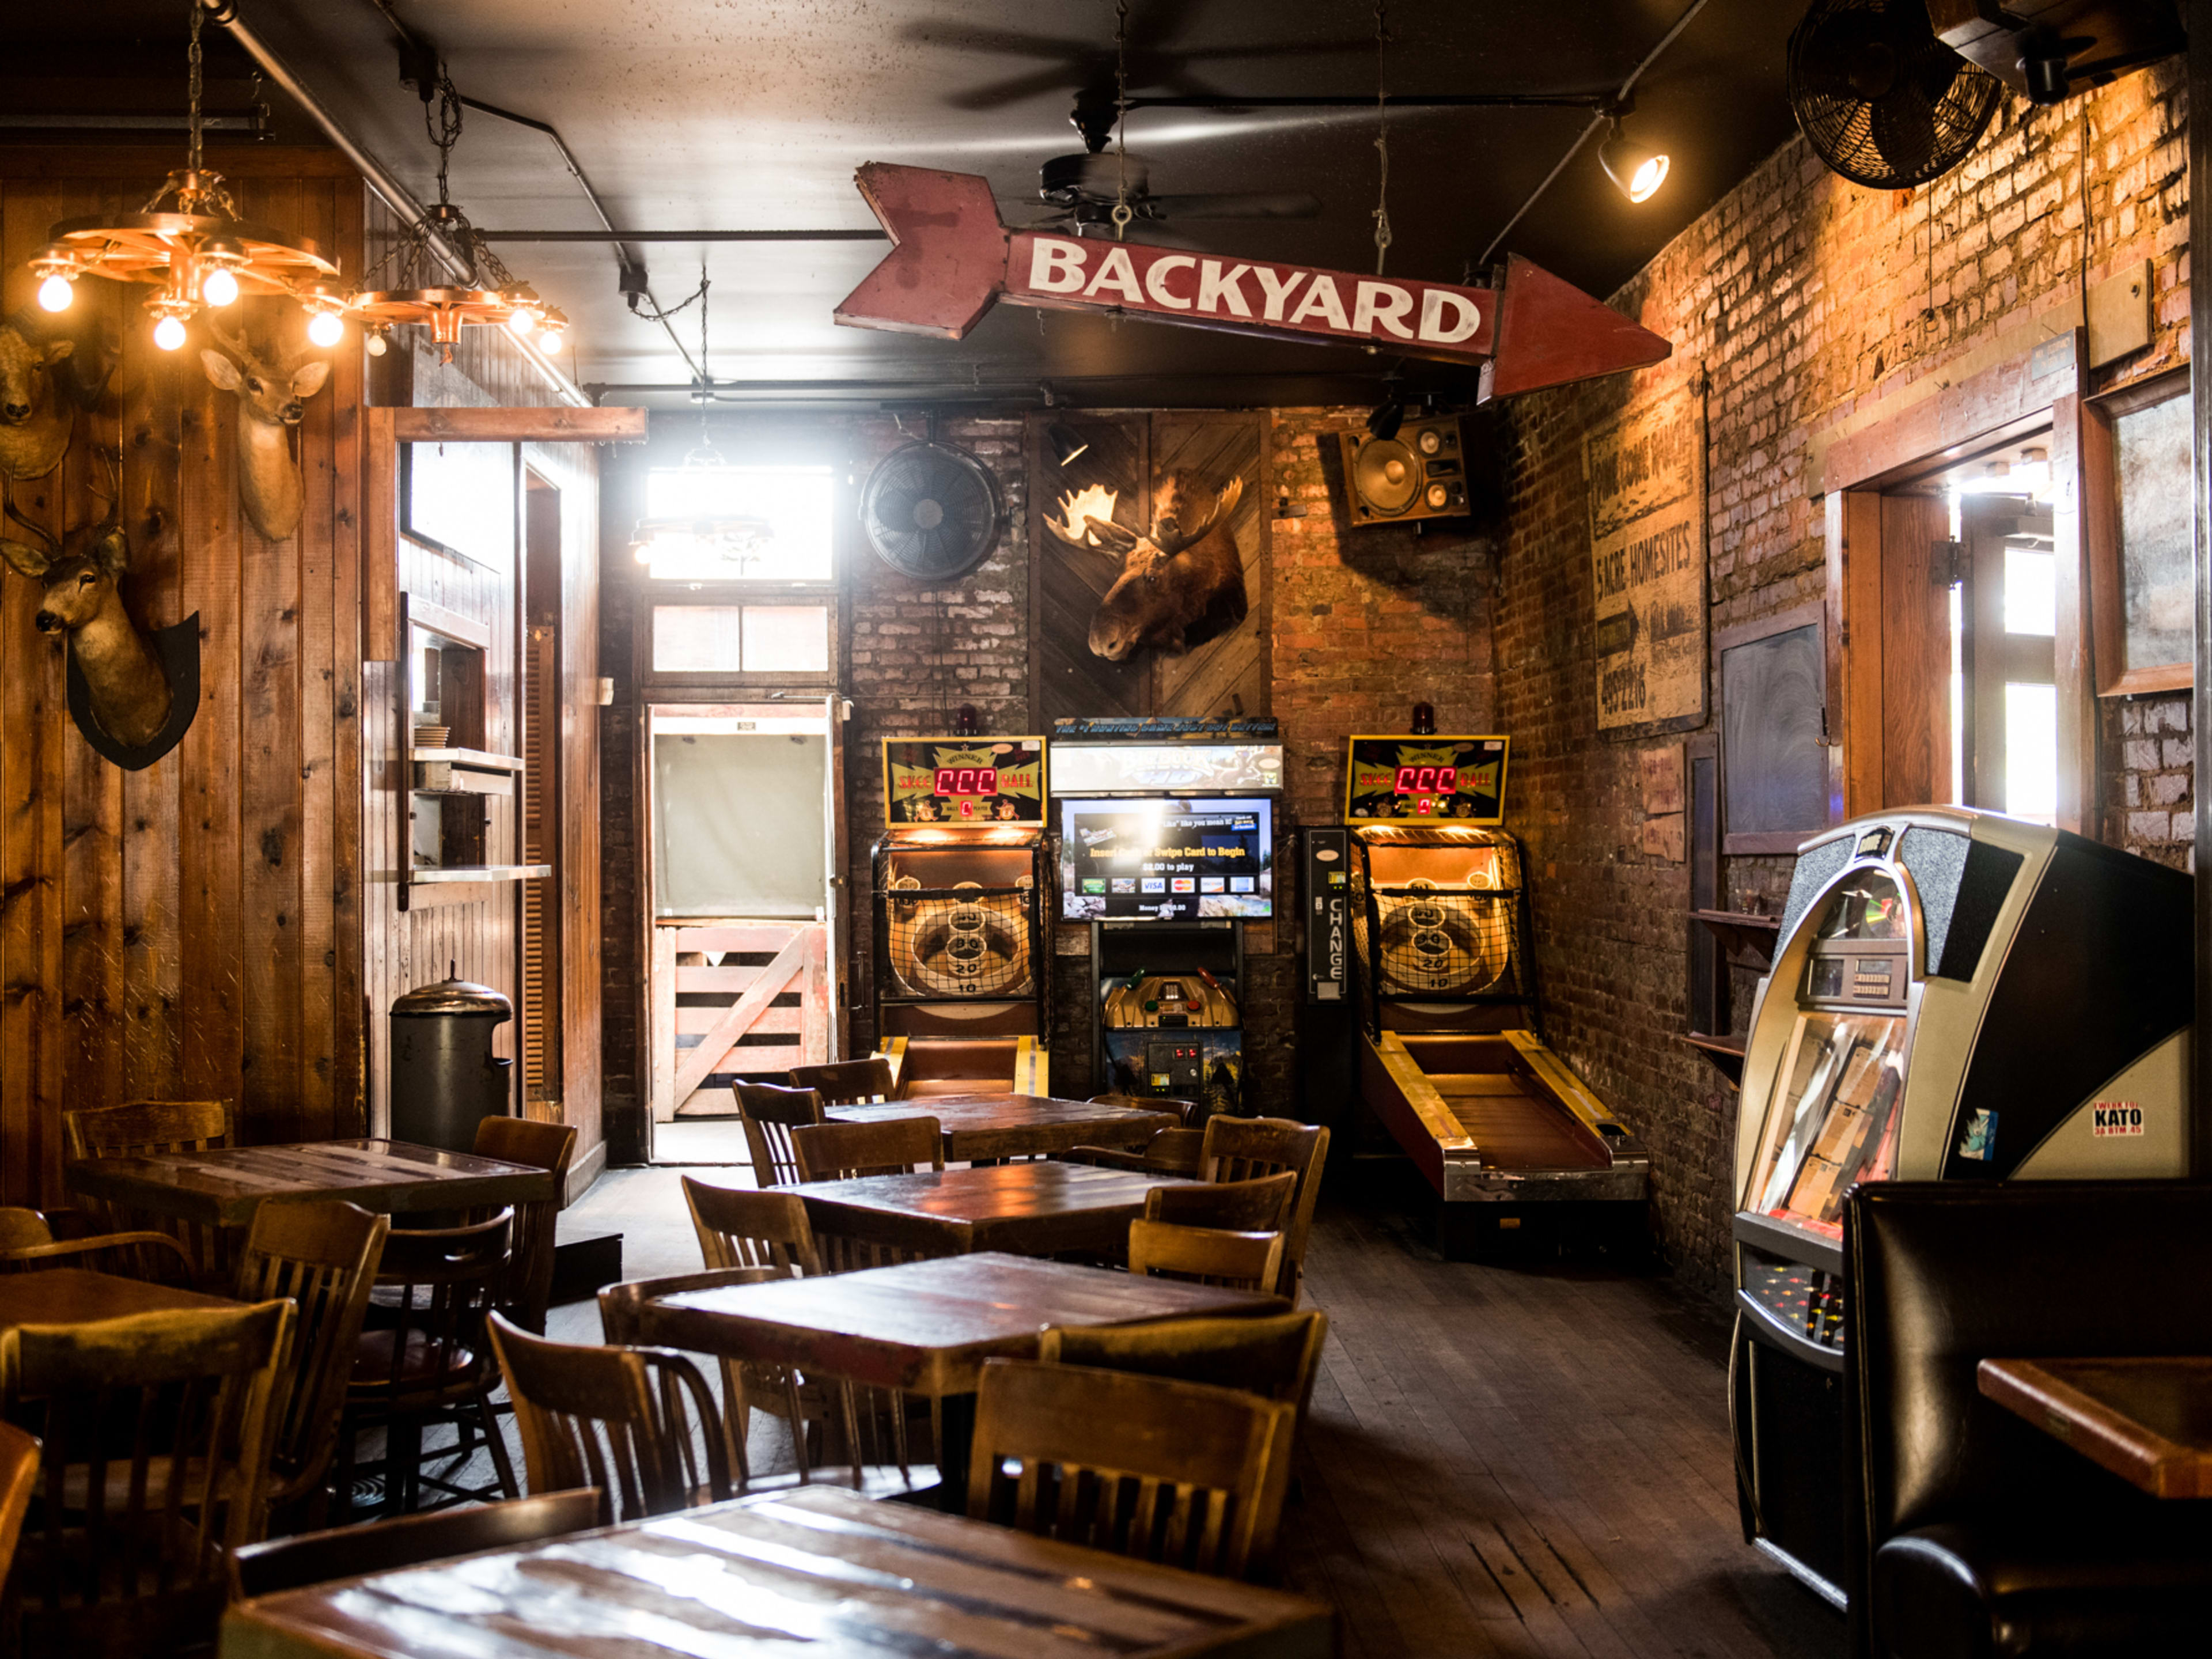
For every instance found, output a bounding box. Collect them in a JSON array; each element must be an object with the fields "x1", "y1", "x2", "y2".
[{"x1": 1058, "y1": 797, "x2": 1274, "y2": 922}]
